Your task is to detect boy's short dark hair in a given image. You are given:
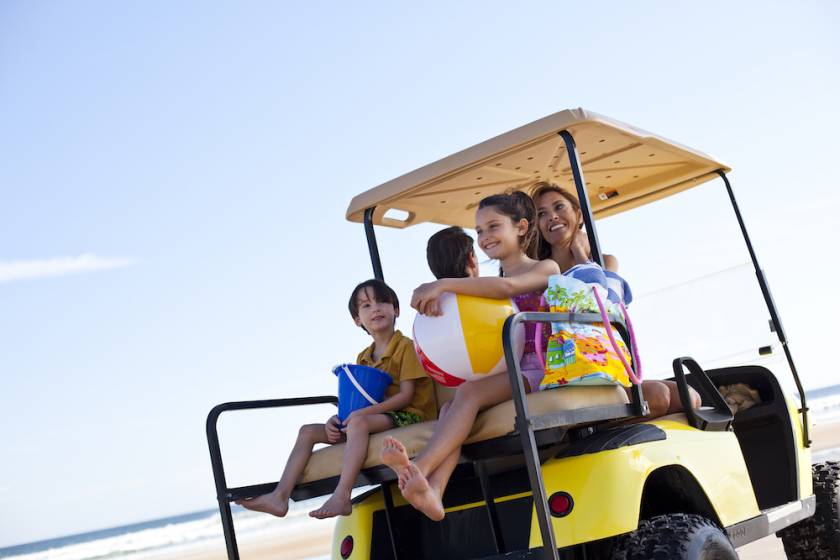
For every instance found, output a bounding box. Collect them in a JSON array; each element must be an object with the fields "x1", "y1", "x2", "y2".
[
  {"x1": 348, "y1": 279, "x2": 400, "y2": 320},
  {"x1": 427, "y1": 226, "x2": 475, "y2": 279}
]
